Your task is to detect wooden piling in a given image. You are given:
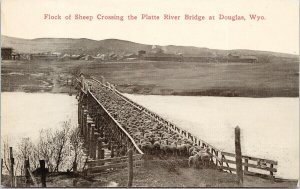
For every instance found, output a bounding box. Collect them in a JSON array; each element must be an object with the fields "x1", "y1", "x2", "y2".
[
  {"x1": 97, "y1": 139, "x2": 105, "y2": 165},
  {"x1": 83, "y1": 110, "x2": 87, "y2": 137},
  {"x1": 235, "y1": 126, "x2": 243, "y2": 186},
  {"x1": 89, "y1": 125, "x2": 95, "y2": 158},
  {"x1": 86, "y1": 122, "x2": 92, "y2": 149},
  {"x1": 110, "y1": 142, "x2": 115, "y2": 158},
  {"x1": 127, "y1": 149, "x2": 133, "y2": 187}
]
